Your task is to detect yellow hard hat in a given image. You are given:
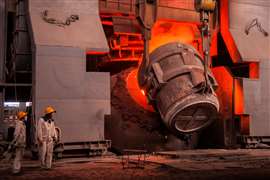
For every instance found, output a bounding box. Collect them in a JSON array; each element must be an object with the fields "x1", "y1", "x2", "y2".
[
  {"x1": 44, "y1": 106, "x2": 56, "y2": 115},
  {"x1": 17, "y1": 111, "x2": 27, "y2": 120}
]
